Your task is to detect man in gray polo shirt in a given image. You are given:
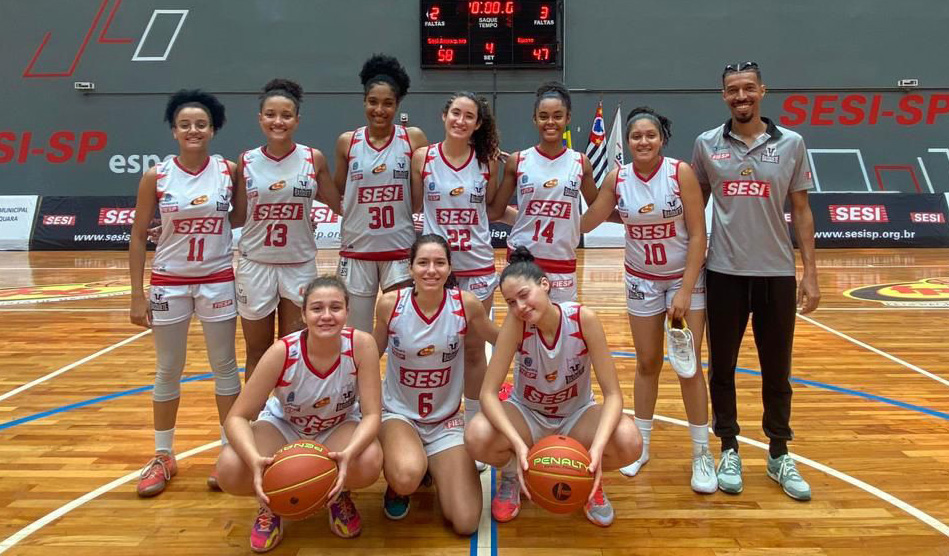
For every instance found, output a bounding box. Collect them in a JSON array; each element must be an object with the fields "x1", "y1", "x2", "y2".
[{"x1": 691, "y1": 61, "x2": 820, "y2": 501}]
